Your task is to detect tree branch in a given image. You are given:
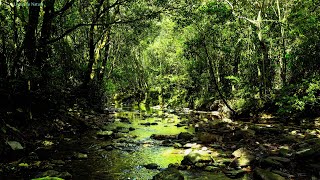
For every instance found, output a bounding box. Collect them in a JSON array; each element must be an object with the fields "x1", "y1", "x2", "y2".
[
  {"x1": 45, "y1": 11, "x2": 158, "y2": 45},
  {"x1": 54, "y1": 0, "x2": 75, "y2": 17}
]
